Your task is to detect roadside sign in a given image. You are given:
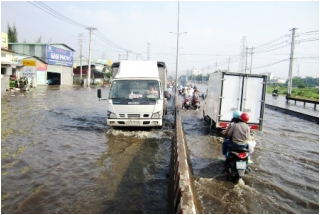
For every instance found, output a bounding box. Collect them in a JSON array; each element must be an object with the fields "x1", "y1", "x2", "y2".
[
  {"x1": 22, "y1": 59, "x2": 36, "y2": 67},
  {"x1": 22, "y1": 66, "x2": 36, "y2": 78}
]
